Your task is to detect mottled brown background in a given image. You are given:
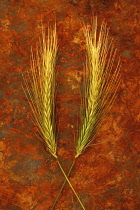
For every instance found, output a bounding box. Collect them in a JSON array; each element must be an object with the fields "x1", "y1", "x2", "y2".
[{"x1": 0, "y1": 0, "x2": 139, "y2": 209}]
